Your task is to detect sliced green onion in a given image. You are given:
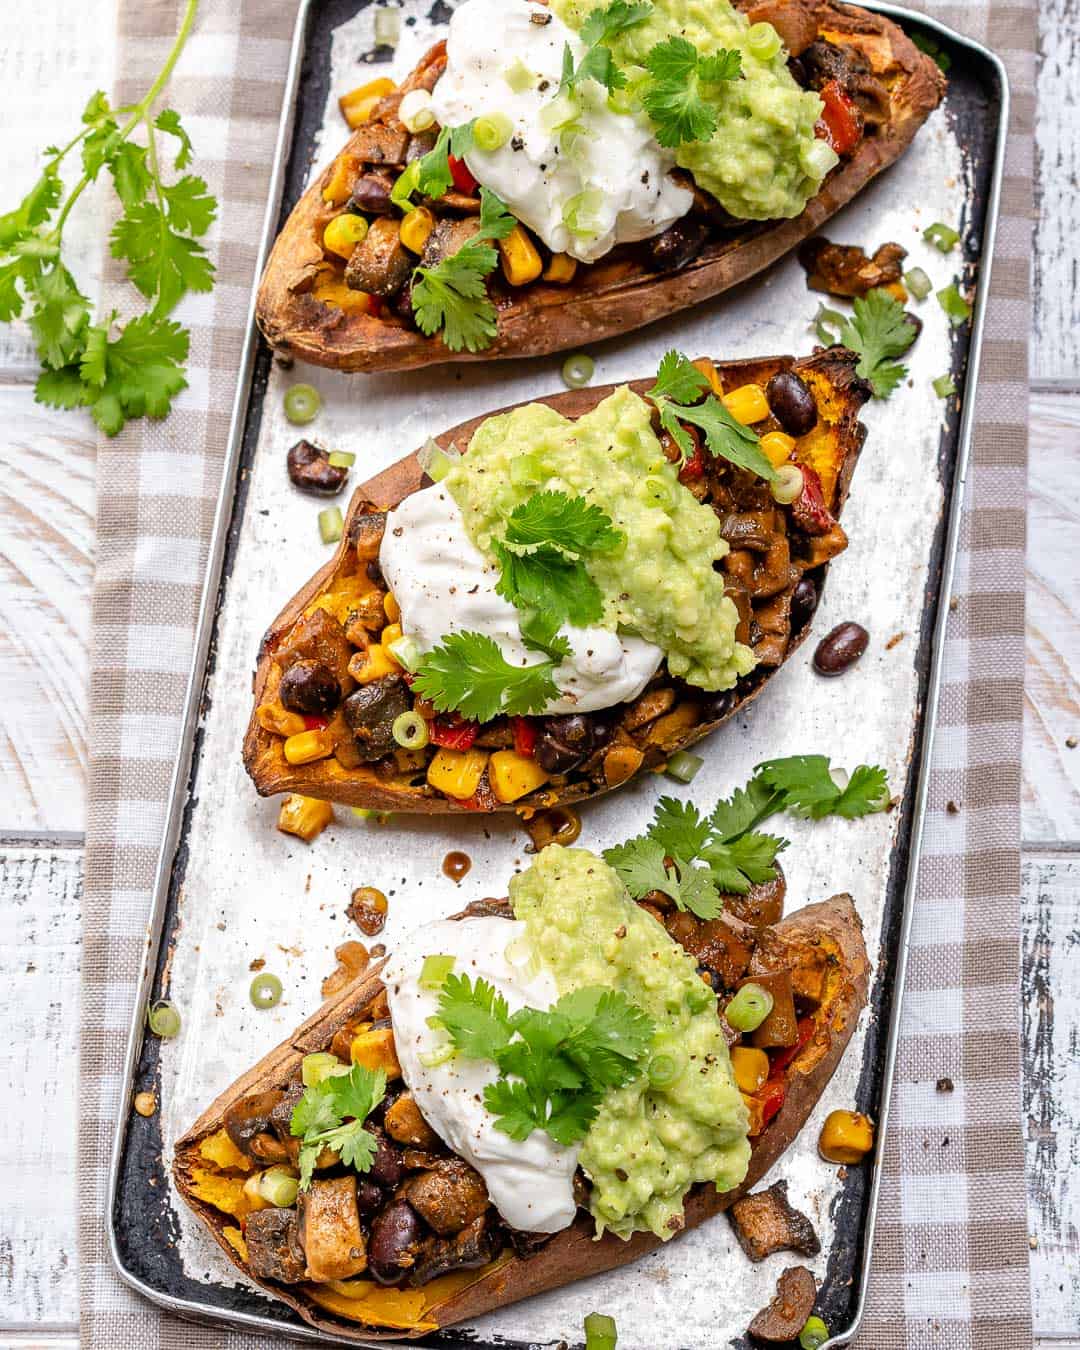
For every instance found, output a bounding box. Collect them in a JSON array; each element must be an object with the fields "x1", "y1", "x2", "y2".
[
  {"x1": 584, "y1": 1311, "x2": 618, "y2": 1350},
  {"x1": 259, "y1": 1166, "x2": 300, "y2": 1208},
  {"x1": 647, "y1": 1052, "x2": 683, "y2": 1087},
  {"x1": 540, "y1": 91, "x2": 577, "y2": 132},
  {"x1": 147, "y1": 999, "x2": 181, "y2": 1038},
  {"x1": 923, "y1": 220, "x2": 959, "y2": 253},
  {"x1": 641, "y1": 473, "x2": 676, "y2": 511},
  {"x1": 398, "y1": 89, "x2": 435, "y2": 133},
  {"x1": 937, "y1": 283, "x2": 972, "y2": 327},
  {"x1": 418, "y1": 435, "x2": 459, "y2": 482},
  {"x1": 725, "y1": 982, "x2": 774, "y2": 1032},
  {"x1": 561, "y1": 352, "x2": 595, "y2": 388},
  {"x1": 327, "y1": 450, "x2": 355, "y2": 468},
  {"x1": 510, "y1": 451, "x2": 546, "y2": 486},
  {"x1": 419, "y1": 1041, "x2": 457, "y2": 1069},
  {"x1": 800, "y1": 138, "x2": 838, "y2": 180},
  {"x1": 811, "y1": 302, "x2": 845, "y2": 346},
  {"x1": 420, "y1": 954, "x2": 456, "y2": 989},
  {"x1": 607, "y1": 66, "x2": 648, "y2": 115},
  {"x1": 504, "y1": 57, "x2": 538, "y2": 93},
  {"x1": 770, "y1": 463, "x2": 804, "y2": 505},
  {"x1": 318, "y1": 506, "x2": 344, "y2": 544},
  {"x1": 933, "y1": 373, "x2": 957, "y2": 398},
  {"x1": 374, "y1": 6, "x2": 400, "y2": 47},
  {"x1": 474, "y1": 113, "x2": 513, "y2": 152},
  {"x1": 903, "y1": 266, "x2": 932, "y2": 301},
  {"x1": 562, "y1": 187, "x2": 603, "y2": 238},
  {"x1": 392, "y1": 709, "x2": 430, "y2": 749},
  {"x1": 302, "y1": 1052, "x2": 341, "y2": 1087},
  {"x1": 352, "y1": 807, "x2": 378, "y2": 819},
  {"x1": 747, "y1": 21, "x2": 782, "y2": 59},
  {"x1": 386, "y1": 633, "x2": 422, "y2": 672},
  {"x1": 250, "y1": 973, "x2": 283, "y2": 1010},
  {"x1": 666, "y1": 750, "x2": 704, "y2": 783},
  {"x1": 284, "y1": 383, "x2": 321, "y2": 426},
  {"x1": 799, "y1": 1315, "x2": 830, "y2": 1350},
  {"x1": 425, "y1": 1014, "x2": 446, "y2": 1032},
  {"x1": 686, "y1": 978, "x2": 715, "y2": 1012}
]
